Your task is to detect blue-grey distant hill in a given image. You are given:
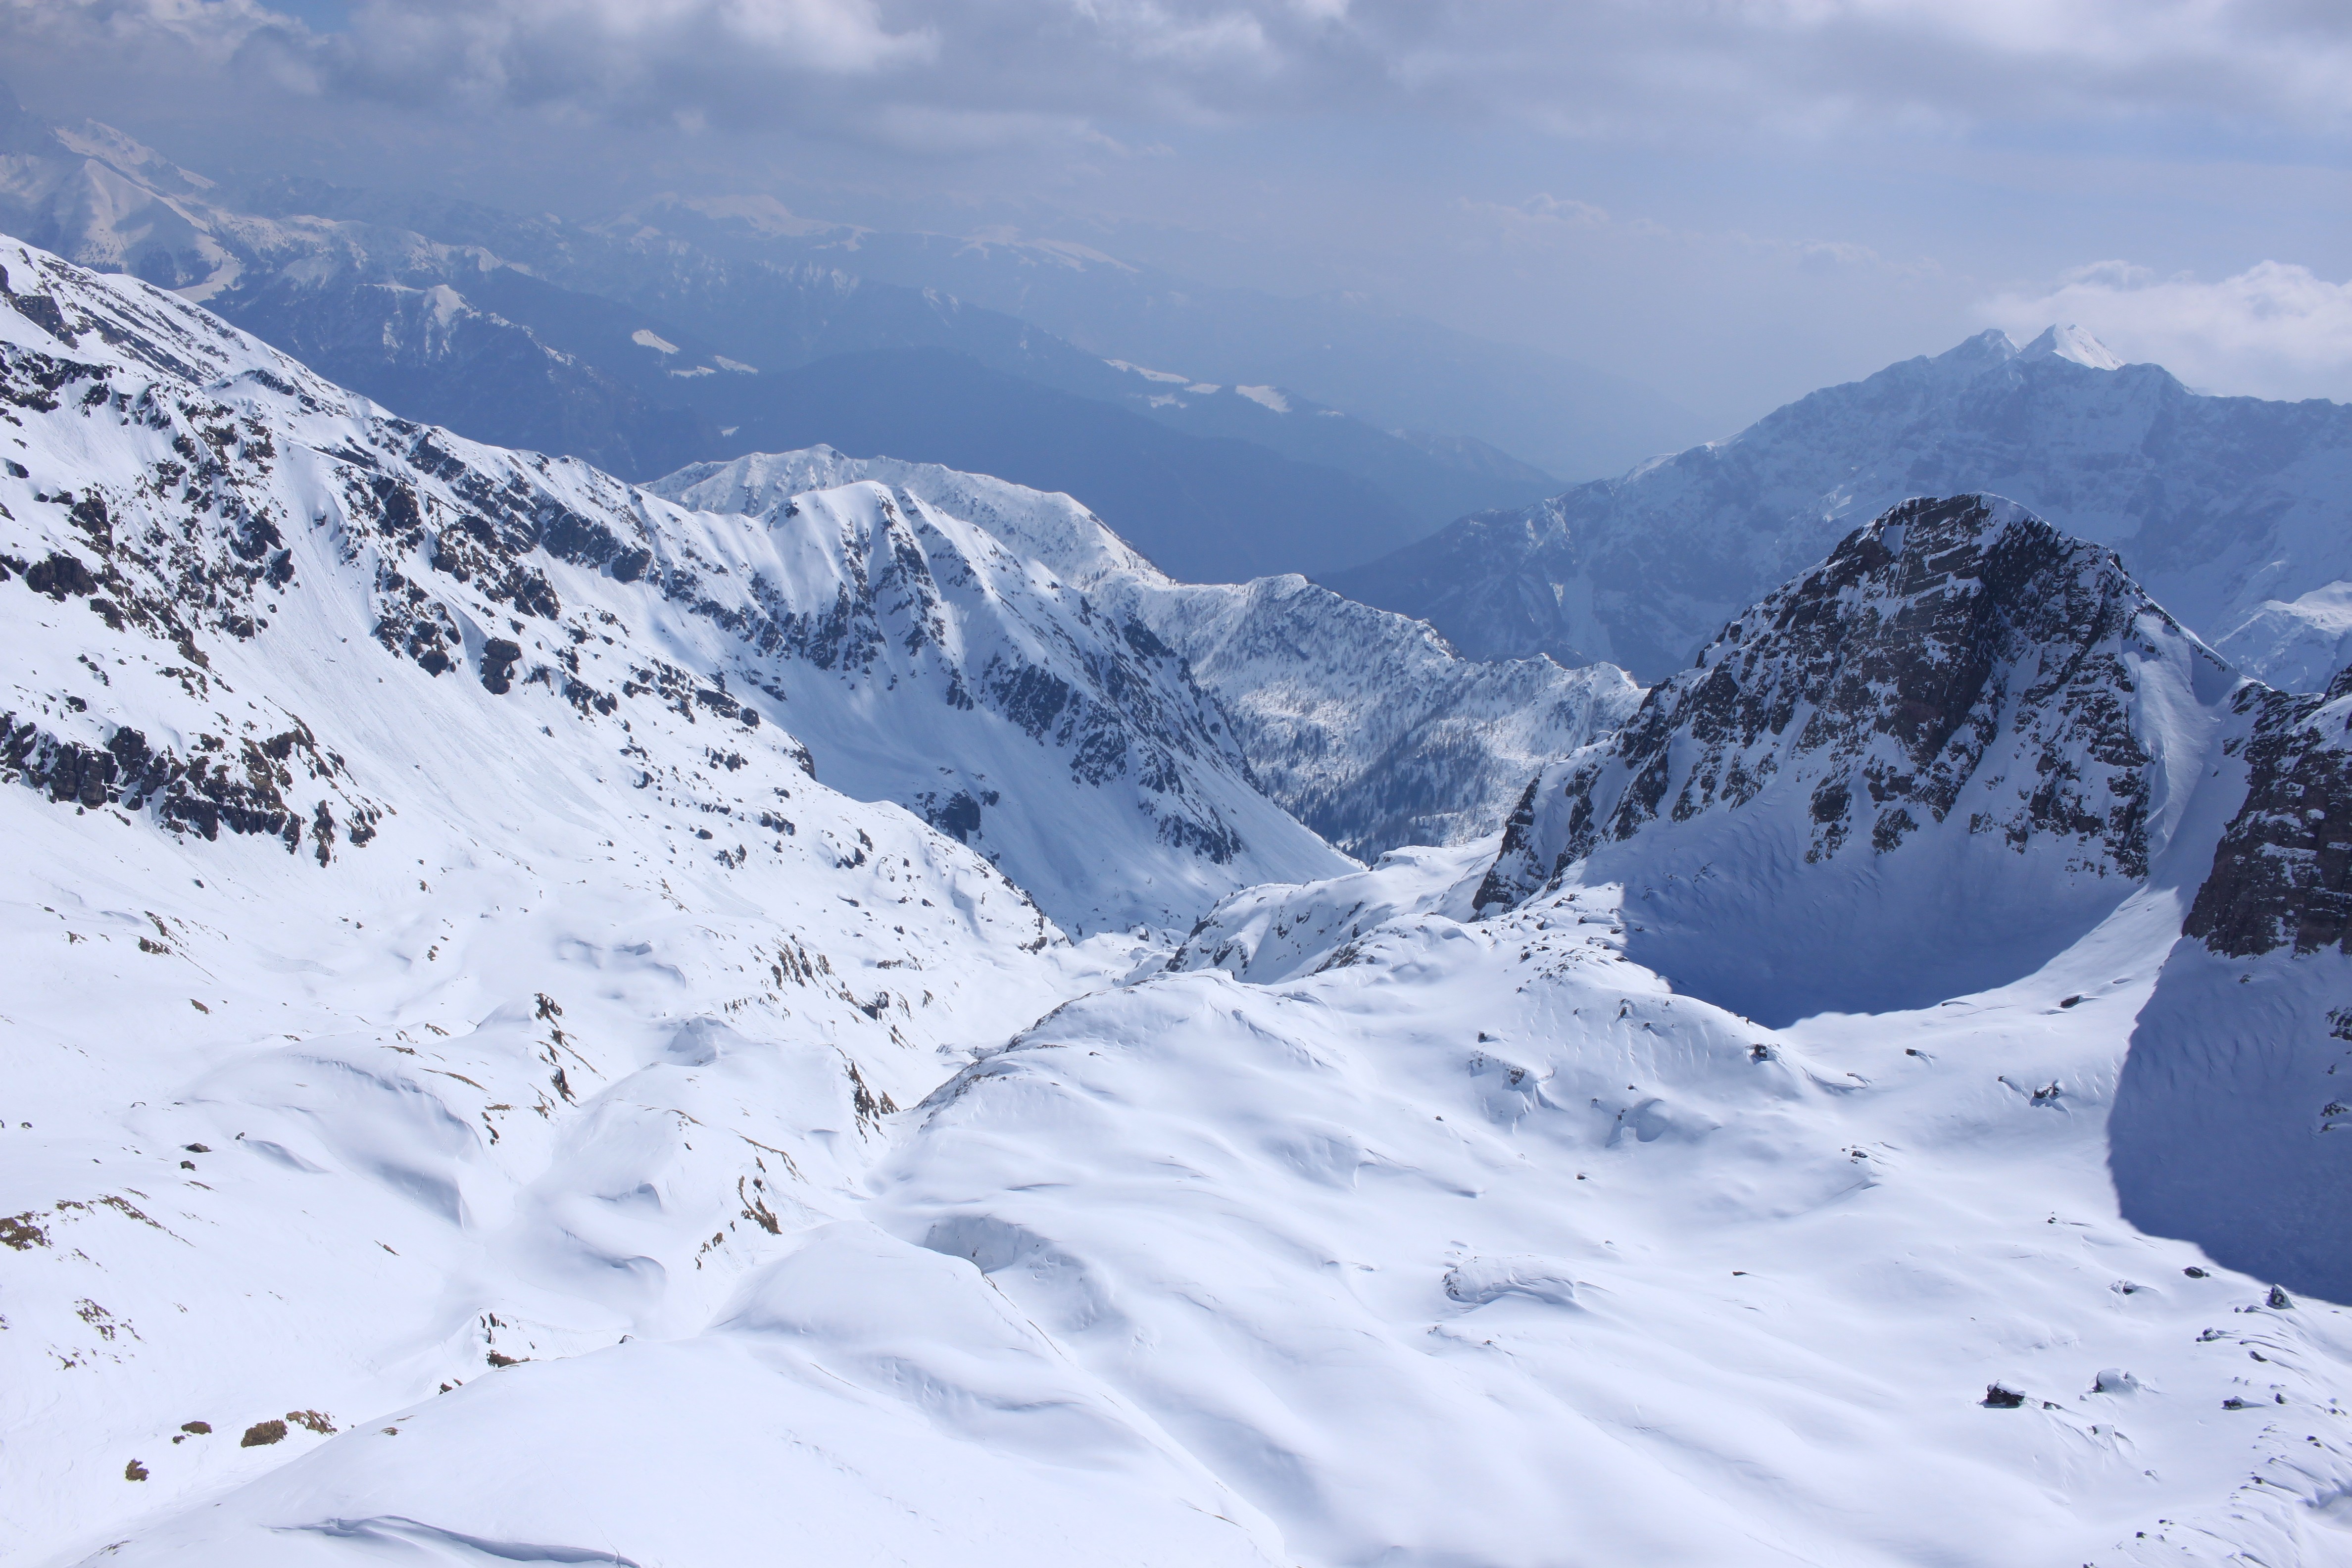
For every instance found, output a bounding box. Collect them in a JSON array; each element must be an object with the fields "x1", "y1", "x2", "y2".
[
  {"x1": 1326, "y1": 325, "x2": 2352, "y2": 691},
  {"x1": 0, "y1": 83, "x2": 1578, "y2": 582}
]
